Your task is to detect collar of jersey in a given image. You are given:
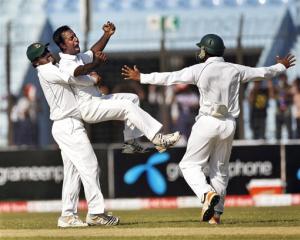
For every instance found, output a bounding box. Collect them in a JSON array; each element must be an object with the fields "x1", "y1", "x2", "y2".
[
  {"x1": 59, "y1": 52, "x2": 77, "y2": 60},
  {"x1": 206, "y1": 57, "x2": 225, "y2": 63}
]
